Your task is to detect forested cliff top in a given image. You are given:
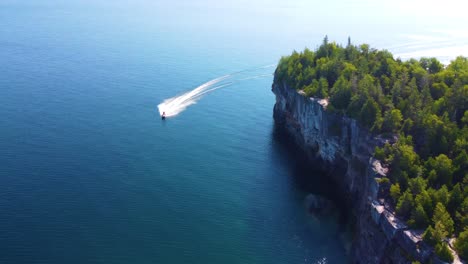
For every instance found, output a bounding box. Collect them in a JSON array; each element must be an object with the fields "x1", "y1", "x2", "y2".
[{"x1": 274, "y1": 37, "x2": 468, "y2": 262}]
